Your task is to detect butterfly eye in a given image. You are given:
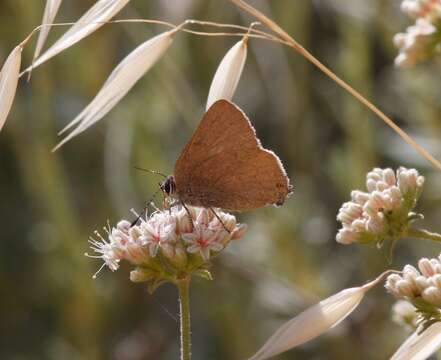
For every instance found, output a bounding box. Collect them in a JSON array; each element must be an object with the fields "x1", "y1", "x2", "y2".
[{"x1": 160, "y1": 176, "x2": 176, "y2": 196}]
